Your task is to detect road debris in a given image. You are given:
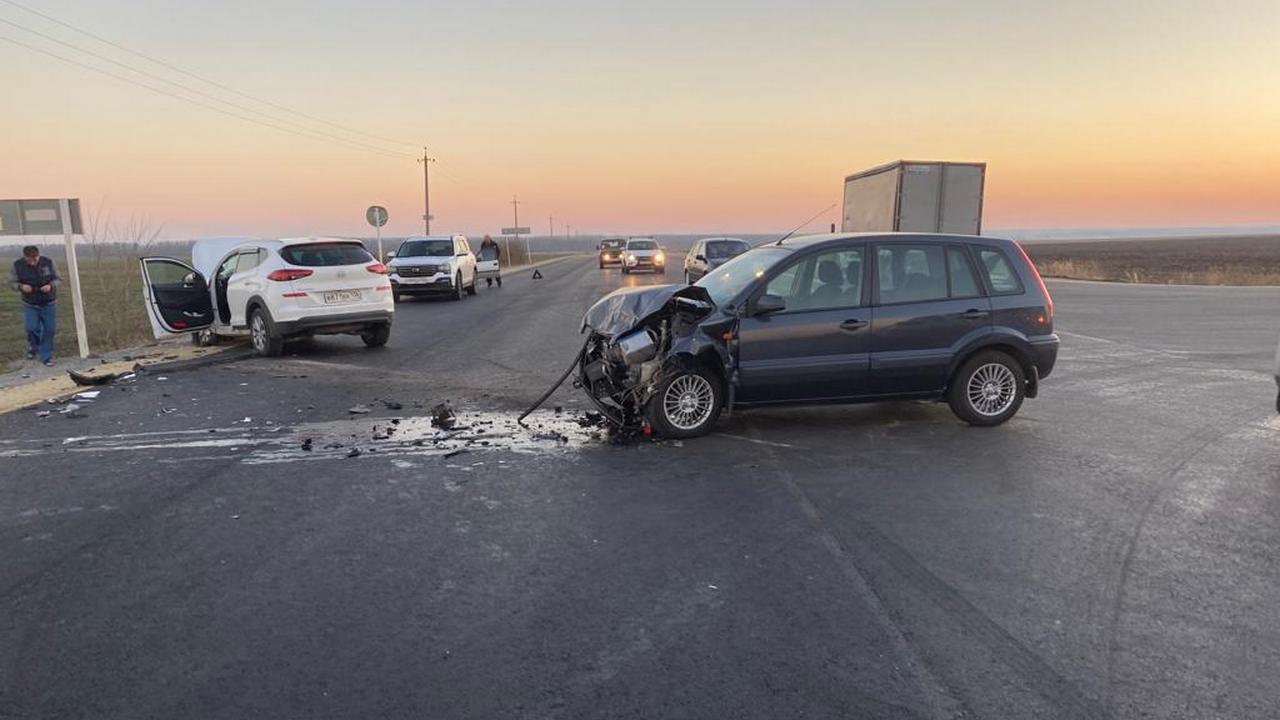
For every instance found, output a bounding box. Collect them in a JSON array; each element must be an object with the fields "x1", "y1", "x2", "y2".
[
  {"x1": 348, "y1": 404, "x2": 372, "y2": 415},
  {"x1": 430, "y1": 403, "x2": 457, "y2": 429},
  {"x1": 68, "y1": 370, "x2": 122, "y2": 386}
]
